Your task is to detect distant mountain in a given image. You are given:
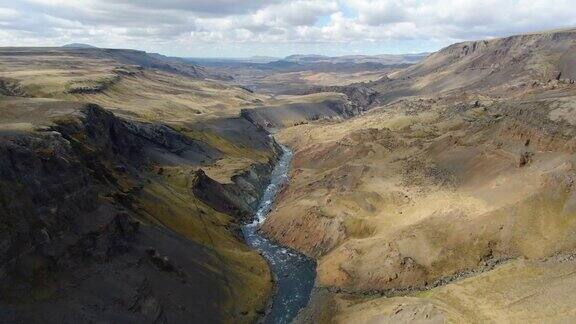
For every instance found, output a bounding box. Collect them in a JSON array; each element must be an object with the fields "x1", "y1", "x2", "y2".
[
  {"x1": 62, "y1": 43, "x2": 97, "y2": 49},
  {"x1": 249, "y1": 53, "x2": 428, "y2": 74},
  {"x1": 284, "y1": 54, "x2": 328, "y2": 62},
  {"x1": 262, "y1": 60, "x2": 303, "y2": 70},
  {"x1": 283, "y1": 53, "x2": 430, "y2": 65},
  {"x1": 187, "y1": 53, "x2": 427, "y2": 72},
  {"x1": 246, "y1": 56, "x2": 281, "y2": 63},
  {"x1": 187, "y1": 56, "x2": 281, "y2": 65}
]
